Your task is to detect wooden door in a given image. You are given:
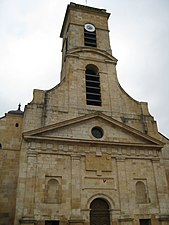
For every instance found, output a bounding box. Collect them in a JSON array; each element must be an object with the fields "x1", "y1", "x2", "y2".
[{"x1": 90, "y1": 198, "x2": 110, "y2": 225}]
